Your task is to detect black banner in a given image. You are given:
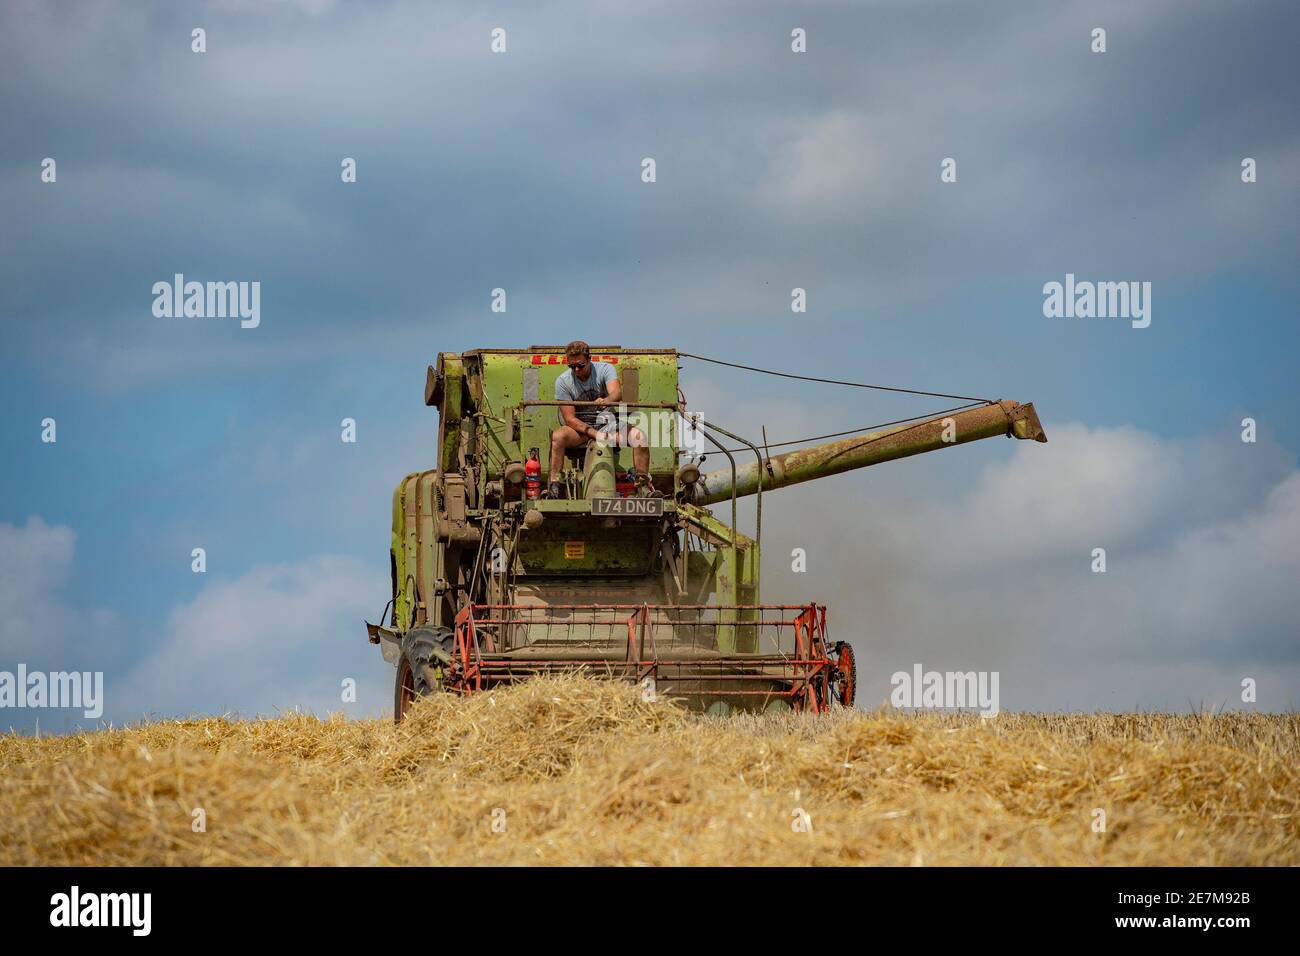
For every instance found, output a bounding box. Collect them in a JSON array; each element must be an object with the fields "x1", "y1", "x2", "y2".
[{"x1": 0, "y1": 866, "x2": 1287, "y2": 943}]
